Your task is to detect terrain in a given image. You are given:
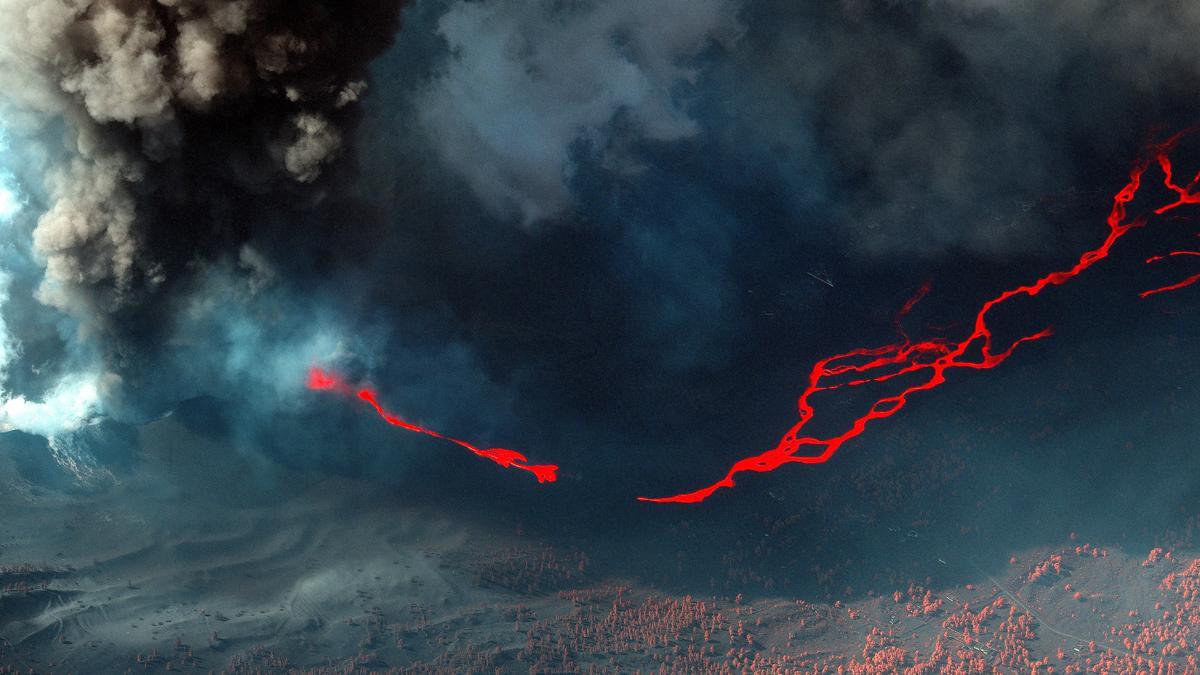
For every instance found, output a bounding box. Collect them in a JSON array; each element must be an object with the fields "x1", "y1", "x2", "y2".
[{"x1": 2, "y1": 375, "x2": 1200, "y2": 674}]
